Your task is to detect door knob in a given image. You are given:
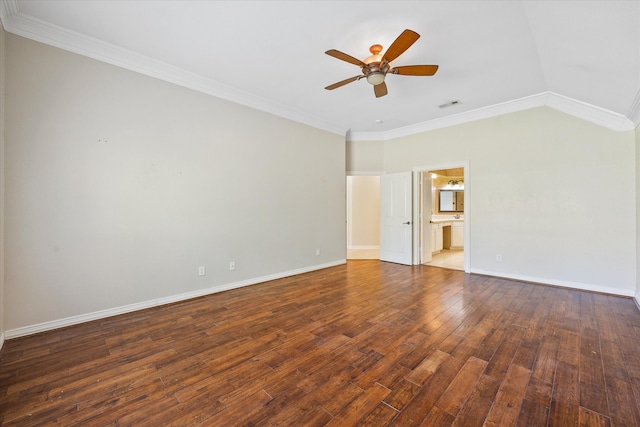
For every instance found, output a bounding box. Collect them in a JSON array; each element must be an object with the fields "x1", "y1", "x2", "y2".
[{"x1": 403, "y1": 221, "x2": 411, "y2": 225}]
